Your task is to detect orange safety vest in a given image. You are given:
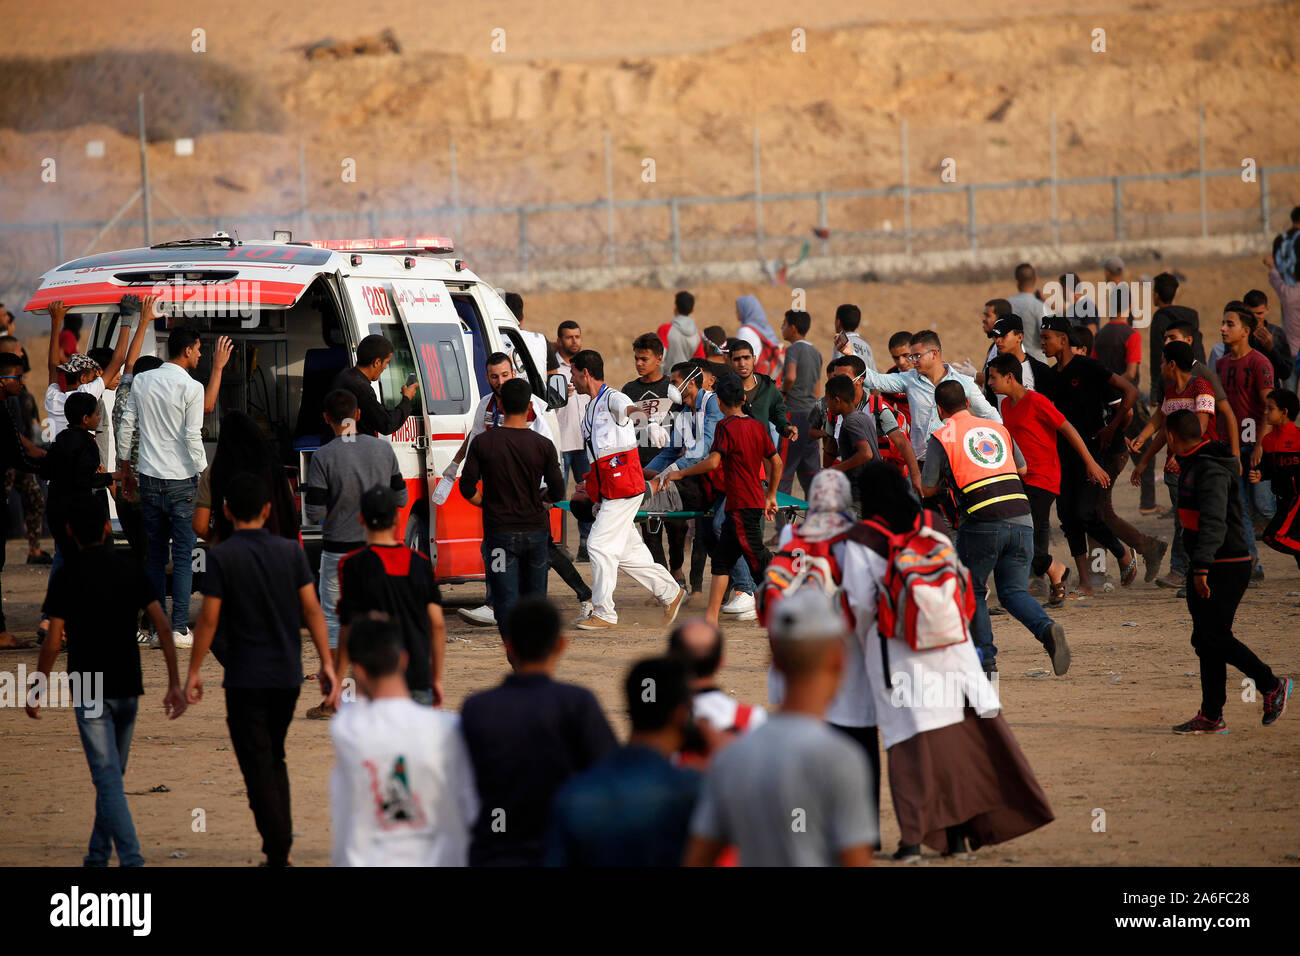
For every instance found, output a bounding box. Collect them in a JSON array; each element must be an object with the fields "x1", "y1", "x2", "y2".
[{"x1": 934, "y1": 410, "x2": 1028, "y2": 521}]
